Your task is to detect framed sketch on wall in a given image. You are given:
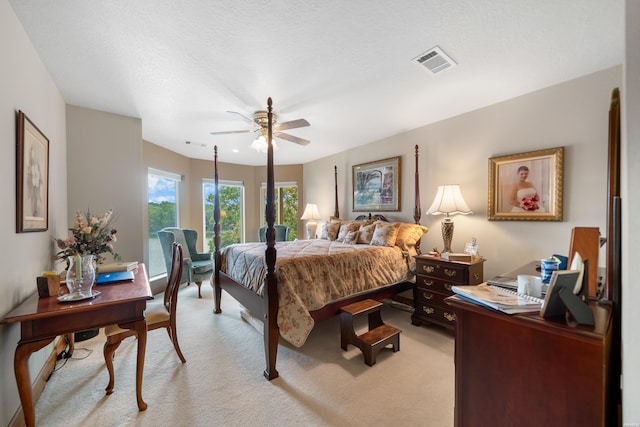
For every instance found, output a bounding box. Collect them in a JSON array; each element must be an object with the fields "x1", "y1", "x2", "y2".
[
  {"x1": 352, "y1": 156, "x2": 401, "y2": 212},
  {"x1": 16, "y1": 110, "x2": 49, "y2": 232},
  {"x1": 488, "y1": 147, "x2": 563, "y2": 221}
]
